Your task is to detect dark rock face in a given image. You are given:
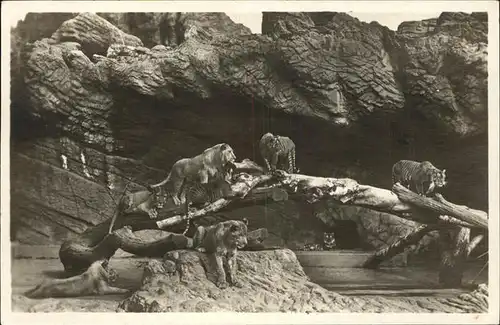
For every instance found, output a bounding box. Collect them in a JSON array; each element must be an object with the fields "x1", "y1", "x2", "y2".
[{"x1": 10, "y1": 12, "x2": 488, "y2": 247}]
